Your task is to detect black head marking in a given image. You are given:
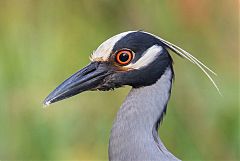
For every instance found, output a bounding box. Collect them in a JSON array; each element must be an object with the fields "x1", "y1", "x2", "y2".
[
  {"x1": 97, "y1": 31, "x2": 174, "y2": 90},
  {"x1": 114, "y1": 48, "x2": 173, "y2": 88}
]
